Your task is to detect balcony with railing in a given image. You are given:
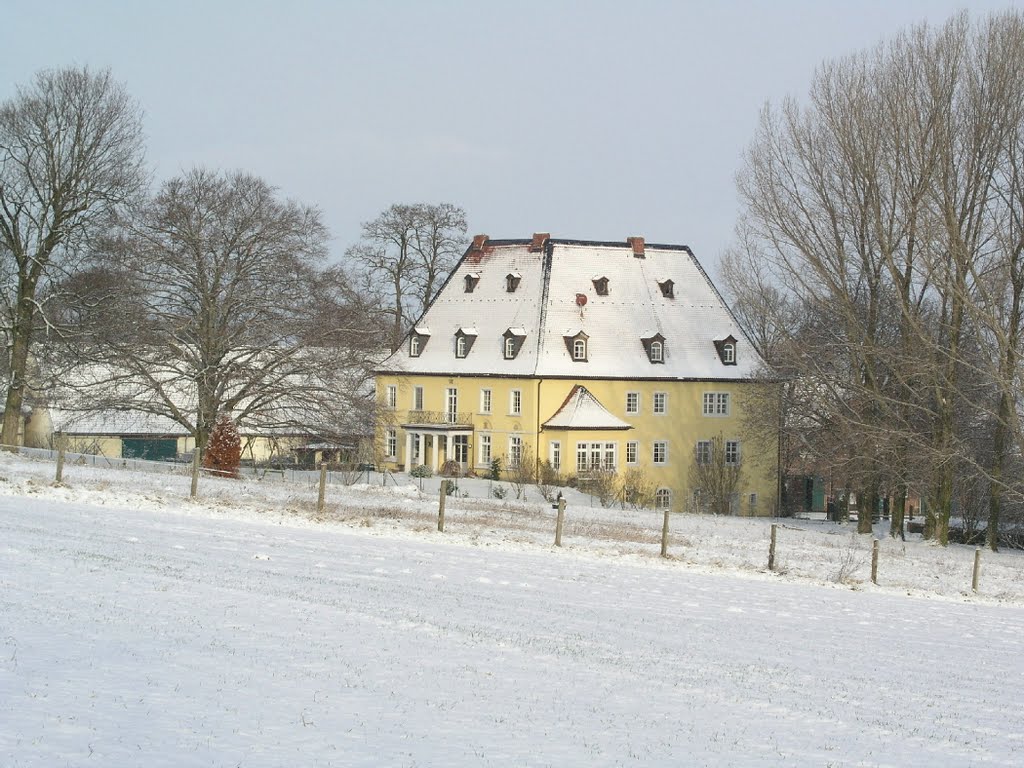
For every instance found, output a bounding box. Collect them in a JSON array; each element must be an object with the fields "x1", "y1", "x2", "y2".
[{"x1": 402, "y1": 410, "x2": 475, "y2": 428}]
